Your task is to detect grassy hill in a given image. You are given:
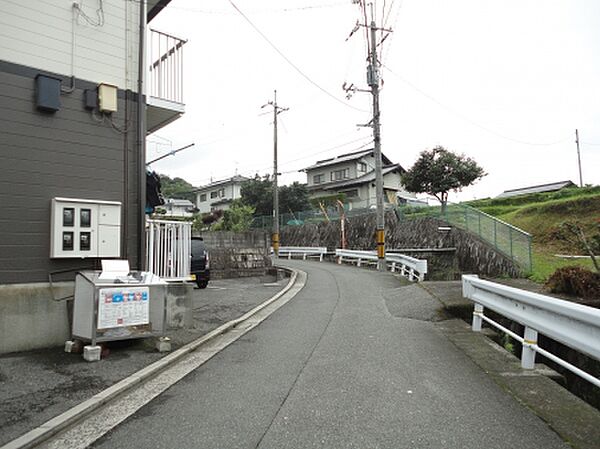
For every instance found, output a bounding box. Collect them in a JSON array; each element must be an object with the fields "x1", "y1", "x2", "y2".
[{"x1": 465, "y1": 186, "x2": 600, "y2": 282}]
